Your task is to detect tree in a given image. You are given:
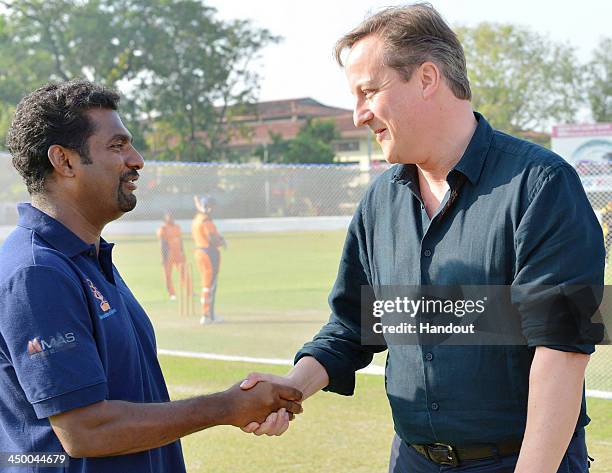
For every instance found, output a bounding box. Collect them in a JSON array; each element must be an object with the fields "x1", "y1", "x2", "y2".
[
  {"x1": 0, "y1": 0, "x2": 153, "y2": 147},
  {"x1": 585, "y1": 37, "x2": 612, "y2": 123},
  {"x1": 256, "y1": 119, "x2": 340, "y2": 164},
  {"x1": 0, "y1": 0, "x2": 141, "y2": 86},
  {"x1": 115, "y1": 0, "x2": 278, "y2": 162},
  {"x1": 0, "y1": 8, "x2": 64, "y2": 144},
  {"x1": 285, "y1": 119, "x2": 339, "y2": 164},
  {"x1": 255, "y1": 131, "x2": 289, "y2": 163},
  {"x1": 457, "y1": 23, "x2": 583, "y2": 134},
  {"x1": 0, "y1": 0, "x2": 277, "y2": 160}
]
